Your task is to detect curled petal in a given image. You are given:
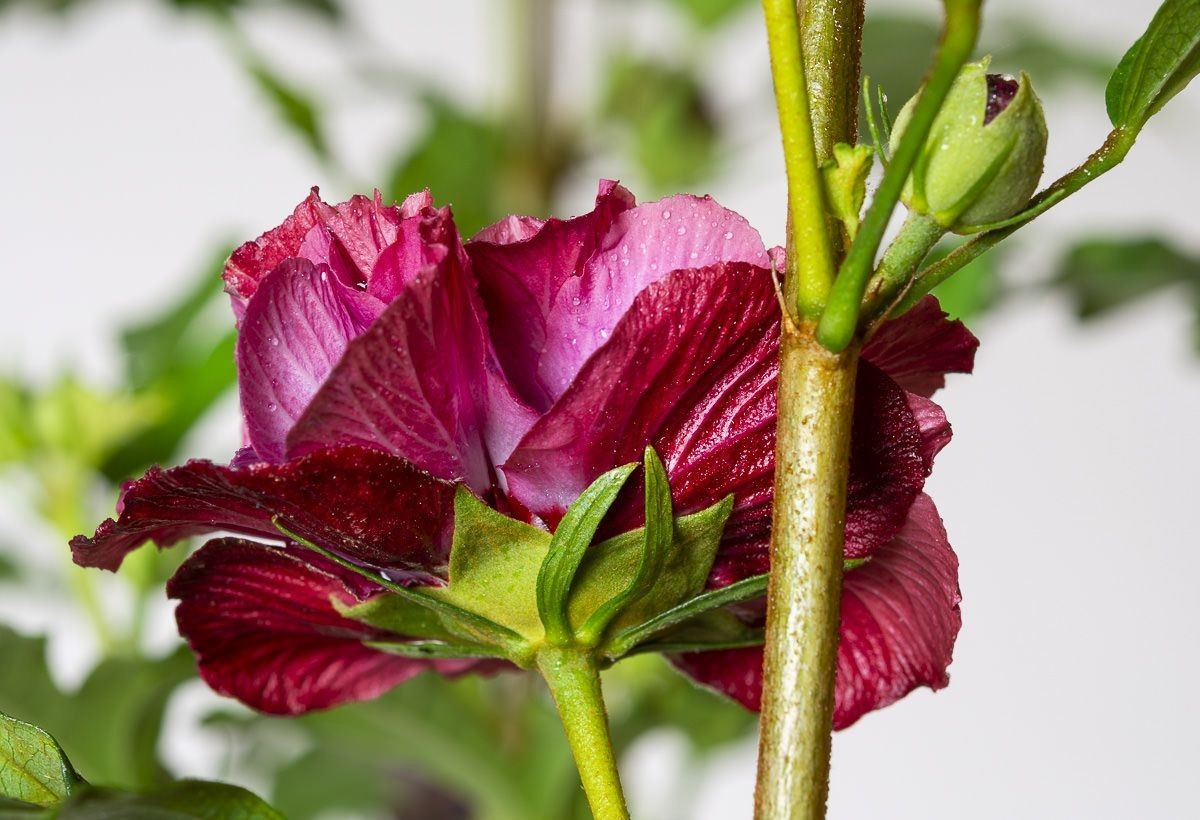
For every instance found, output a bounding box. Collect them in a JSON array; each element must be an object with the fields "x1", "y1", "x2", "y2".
[
  {"x1": 237, "y1": 259, "x2": 380, "y2": 462},
  {"x1": 862, "y1": 296, "x2": 978, "y2": 397},
  {"x1": 287, "y1": 219, "x2": 538, "y2": 491},
  {"x1": 536, "y1": 194, "x2": 769, "y2": 402},
  {"x1": 71, "y1": 446, "x2": 455, "y2": 582},
  {"x1": 834, "y1": 494, "x2": 961, "y2": 728},
  {"x1": 169, "y1": 538, "x2": 470, "y2": 716},
  {"x1": 467, "y1": 180, "x2": 636, "y2": 410},
  {"x1": 504, "y1": 265, "x2": 927, "y2": 564},
  {"x1": 224, "y1": 189, "x2": 406, "y2": 311},
  {"x1": 672, "y1": 494, "x2": 961, "y2": 729}
]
